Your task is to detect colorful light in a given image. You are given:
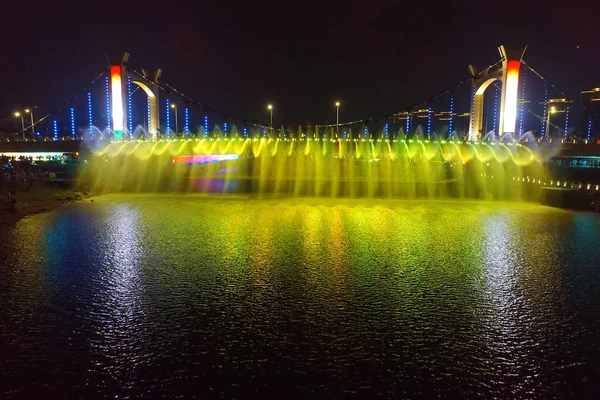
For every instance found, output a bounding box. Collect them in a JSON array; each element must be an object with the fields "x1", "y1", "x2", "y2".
[
  {"x1": 166, "y1": 99, "x2": 171, "y2": 138},
  {"x1": 184, "y1": 108, "x2": 190, "y2": 135},
  {"x1": 172, "y1": 154, "x2": 239, "y2": 164},
  {"x1": 541, "y1": 87, "x2": 548, "y2": 137},
  {"x1": 88, "y1": 92, "x2": 93, "y2": 138},
  {"x1": 502, "y1": 60, "x2": 520, "y2": 134},
  {"x1": 110, "y1": 65, "x2": 124, "y2": 139},
  {"x1": 492, "y1": 84, "x2": 498, "y2": 133},
  {"x1": 243, "y1": 128, "x2": 248, "y2": 137},
  {"x1": 364, "y1": 126, "x2": 368, "y2": 138},
  {"x1": 147, "y1": 97, "x2": 151, "y2": 134},
  {"x1": 519, "y1": 68, "x2": 527, "y2": 135},
  {"x1": 587, "y1": 119, "x2": 592, "y2": 140},
  {"x1": 406, "y1": 113, "x2": 411, "y2": 133},
  {"x1": 384, "y1": 123, "x2": 389, "y2": 139},
  {"x1": 427, "y1": 108, "x2": 432, "y2": 138},
  {"x1": 564, "y1": 105, "x2": 570, "y2": 137},
  {"x1": 105, "y1": 76, "x2": 111, "y2": 129},
  {"x1": 70, "y1": 108, "x2": 75, "y2": 138},
  {"x1": 53, "y1": 120, "x2": 58, "y2": 141},
  {"x1": 204, "y1": 116, "x2": 209, "y2": 137},
  {"x1": 127, "y1": 75, "x2": 133, "y2": 134},
  {"x1": 448, "y1": 97, "x2": 454, "y2": 139},
  {"x1": 224, "y1": 122, "x2": 228, "y2": 133}
]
